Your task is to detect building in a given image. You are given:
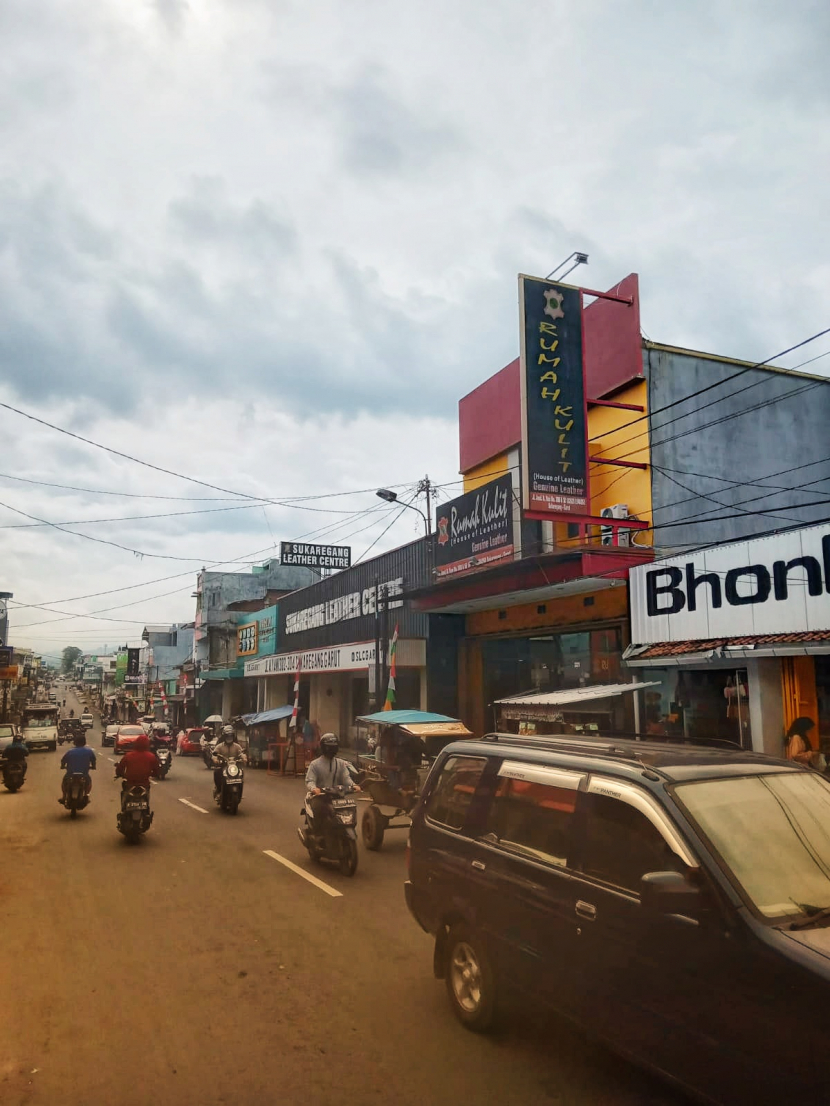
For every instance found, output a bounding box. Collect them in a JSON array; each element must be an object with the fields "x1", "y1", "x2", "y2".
[
  {"x1": 242, "y1": 539, "x2": 463, "y2": 741},
  {"x1": 624, "y1": 521, "x2": 830, "y2": 755},
  {"x1": 194, "y1": 558, "x2": 318, "y2": 719},
  {"x1": 409, "y1": 271, "x2": 830, "y2": 736},
  {"x1": 141, "y1": 624, "x2": 195, "y2": 727}
]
